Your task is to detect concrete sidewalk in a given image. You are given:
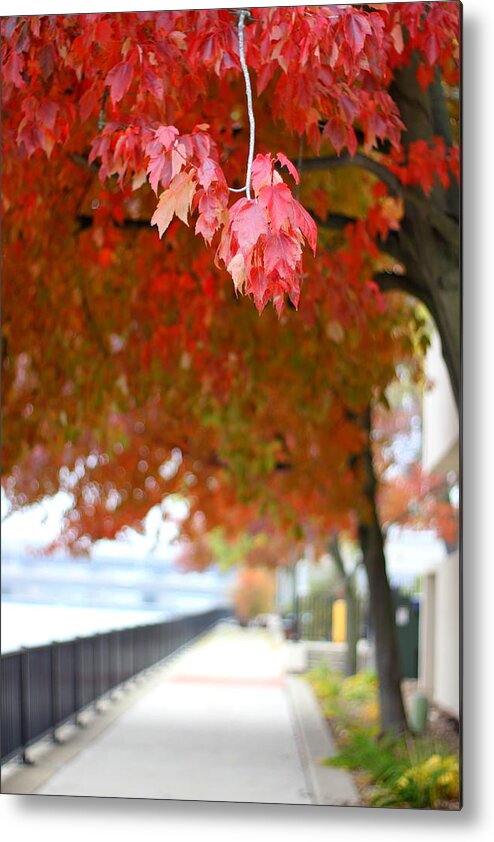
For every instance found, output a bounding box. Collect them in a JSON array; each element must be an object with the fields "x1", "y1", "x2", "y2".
[{"x1": 1, "y1": 623, "x2": 359, "y2": 806}]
